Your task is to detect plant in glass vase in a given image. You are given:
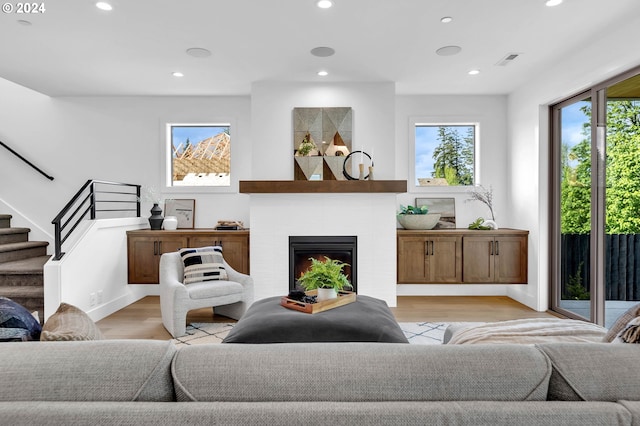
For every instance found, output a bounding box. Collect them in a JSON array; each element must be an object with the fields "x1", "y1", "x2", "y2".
[{"x1": 465, "y1": 184, "x2": 498, "y2": 229}]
